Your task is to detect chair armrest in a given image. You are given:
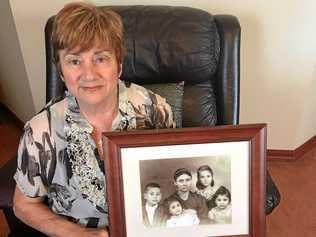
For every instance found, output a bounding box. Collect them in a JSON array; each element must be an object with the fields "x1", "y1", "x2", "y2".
[
  {"x1": 214, "y1": 15, "x2": 240, "y2": 125},
  {"x1": 266, "y1": 170, "x2": 281, "y2": 214},
  {"x1": 0, "y1": 157, "x2": 17, "y2": 209}
]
